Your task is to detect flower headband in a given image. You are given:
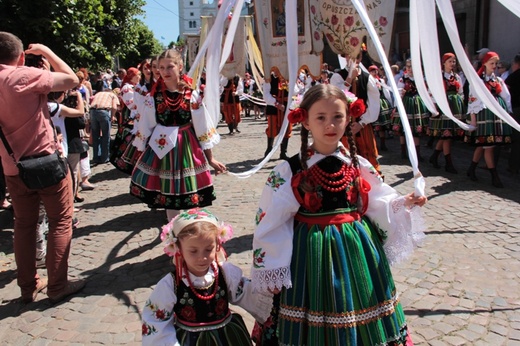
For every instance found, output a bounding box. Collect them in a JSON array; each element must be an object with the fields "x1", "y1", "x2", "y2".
[{"x1": 160, "y1": 208, "x2": 233, "y2": 257}]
